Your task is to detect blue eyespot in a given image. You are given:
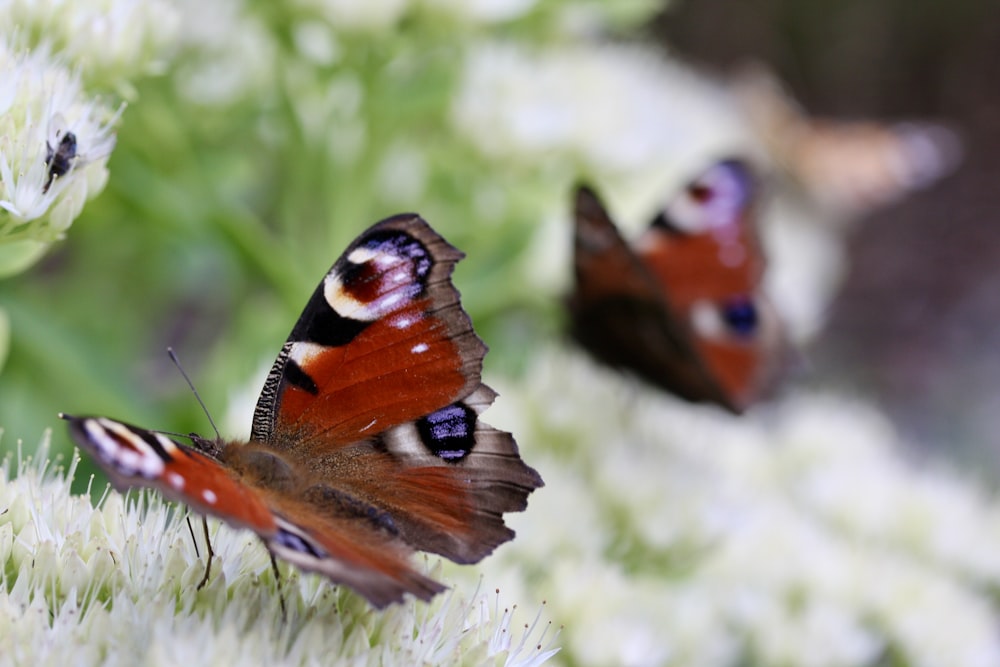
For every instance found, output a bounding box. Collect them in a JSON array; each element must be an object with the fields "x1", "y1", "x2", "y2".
[
  {"x1": 722, "y1": 298, "x2": 758, "y2": 337},
  {"x1": 417, "y1": 403, "x2": 476, "y2": 462}
]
